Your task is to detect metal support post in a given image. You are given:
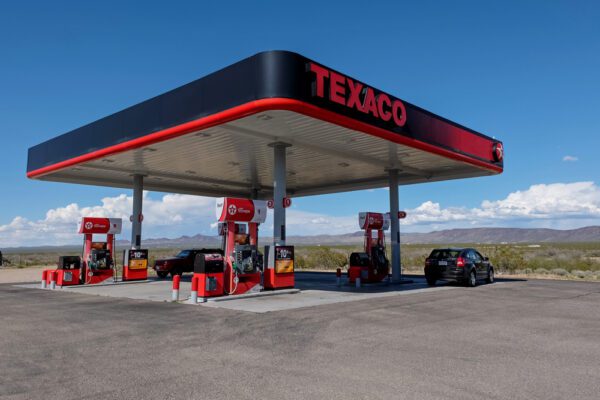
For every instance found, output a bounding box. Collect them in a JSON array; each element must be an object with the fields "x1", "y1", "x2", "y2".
[
  {"x1": 131, "y1": 174, "x2": 144, "y2": 249},
  {"x1": 389, "y1": 169, "x2": 401, "y2": 282},
  {"x1": 271, "y1": 143, "x2": 289, "y2": 246}
]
